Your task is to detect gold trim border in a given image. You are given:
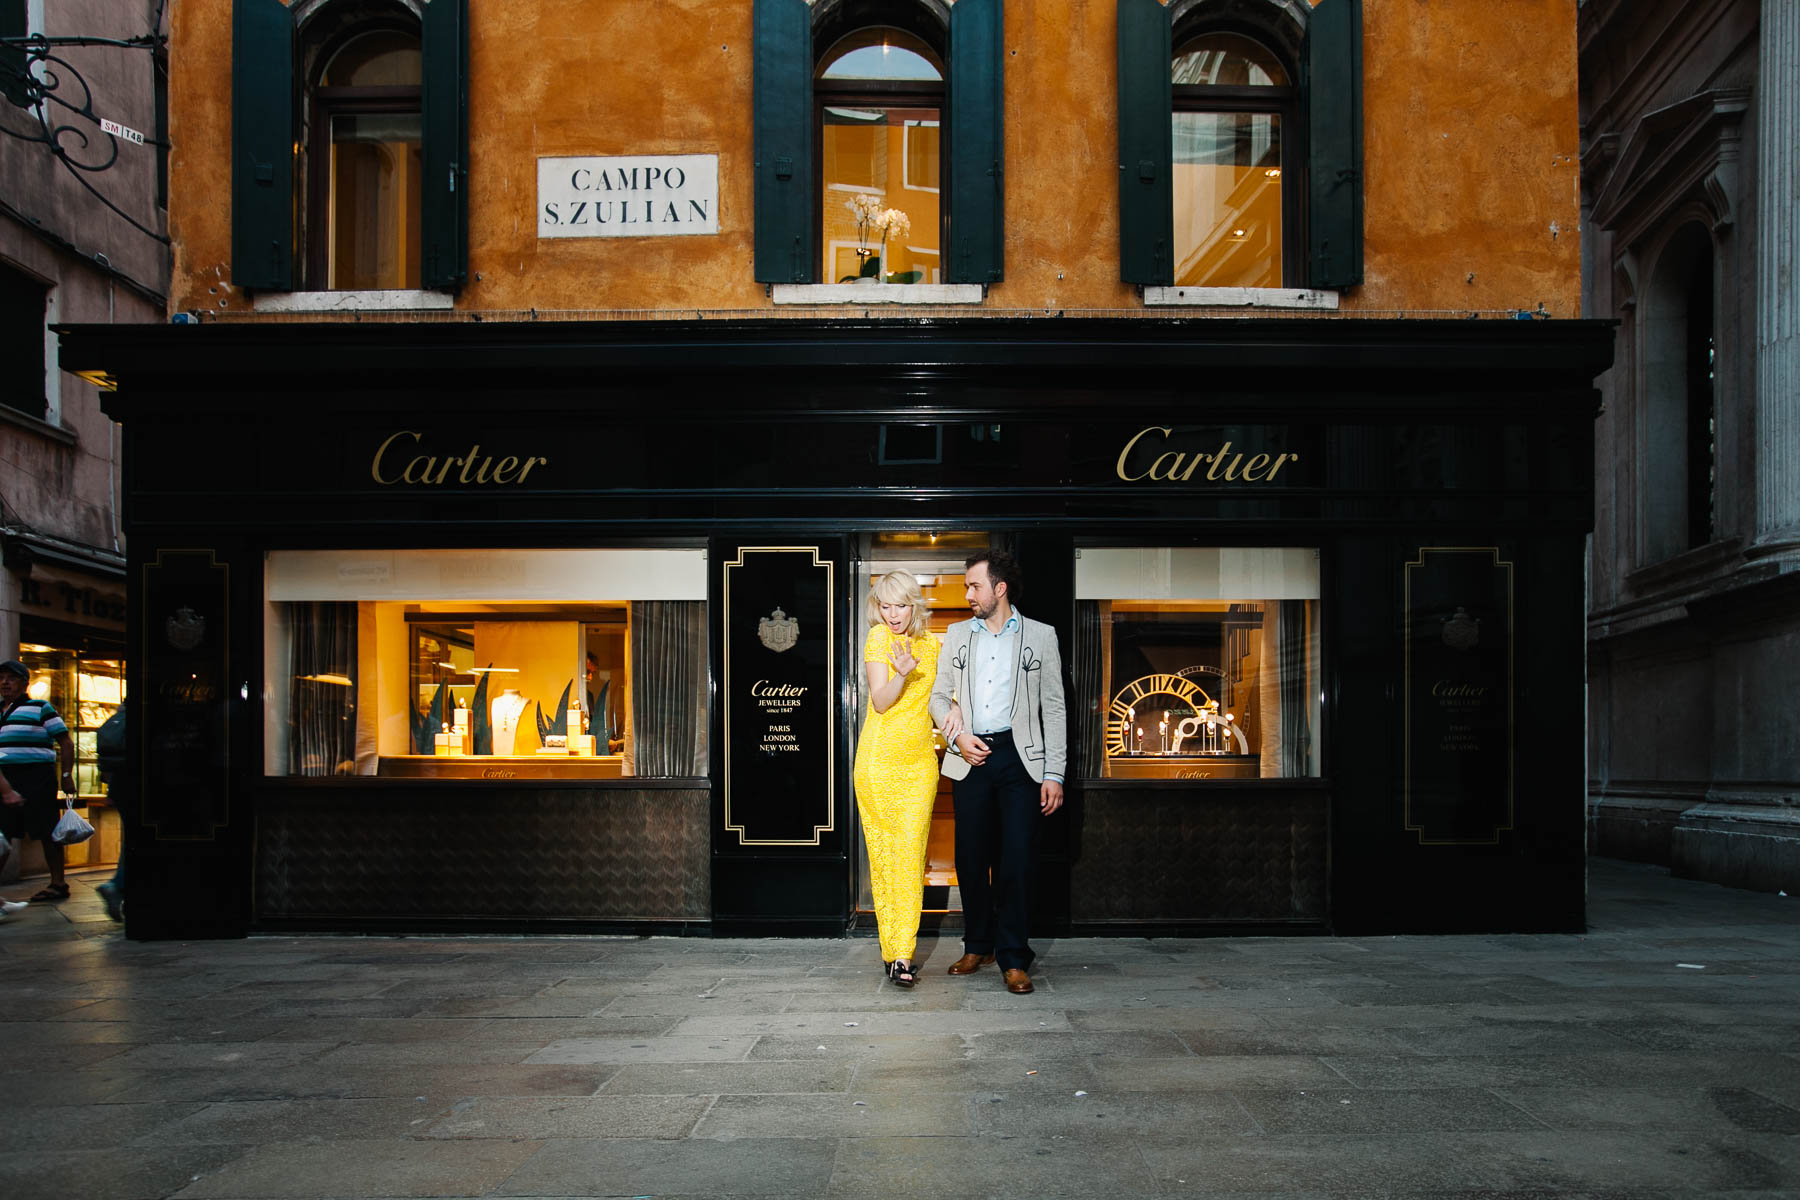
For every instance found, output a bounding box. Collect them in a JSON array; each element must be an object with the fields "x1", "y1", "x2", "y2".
[
  {"x1": 141, "y1": 548, "x2": 231, "y2": 842},
  {"x1": 722, "y1": 546, "x2": 835, "y2": 847},
  {"x1": 1402, "y1": 546, "x2": 1515, "y2": 846}
]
